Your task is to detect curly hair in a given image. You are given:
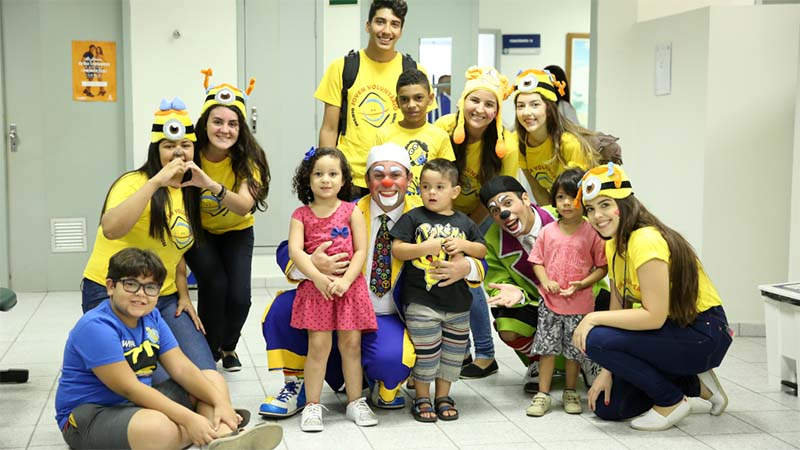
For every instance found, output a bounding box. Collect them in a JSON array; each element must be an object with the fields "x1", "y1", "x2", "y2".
[
  {"x1": 292, "y1": 147, "x2": 353, "y2": 205},
  {"x1": 194, "y1": 104, "x2": 271, "y2": 212}
]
